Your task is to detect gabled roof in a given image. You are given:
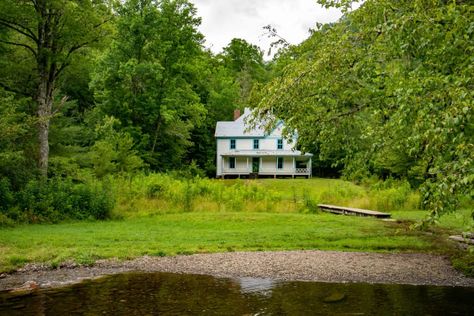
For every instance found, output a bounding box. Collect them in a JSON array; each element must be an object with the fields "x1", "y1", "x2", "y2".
[{"x1": 215, "y1": 108, "x2": 279, "y2": 138}]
